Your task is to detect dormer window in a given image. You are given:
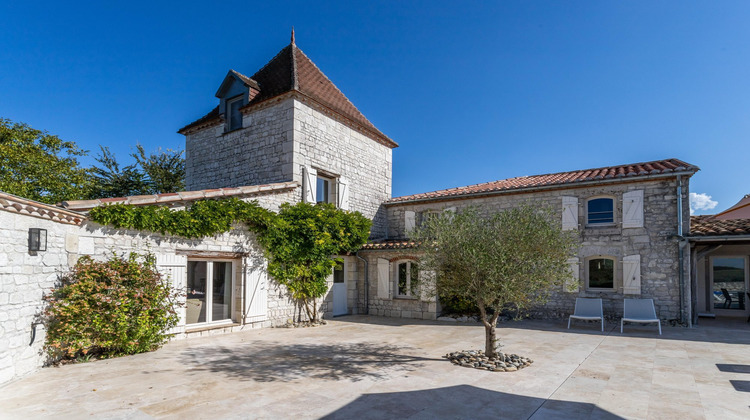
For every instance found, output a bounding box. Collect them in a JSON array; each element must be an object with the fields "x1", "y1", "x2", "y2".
[{"x1": 227, "y1": 96, "x2": 243, "y2": 131}]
